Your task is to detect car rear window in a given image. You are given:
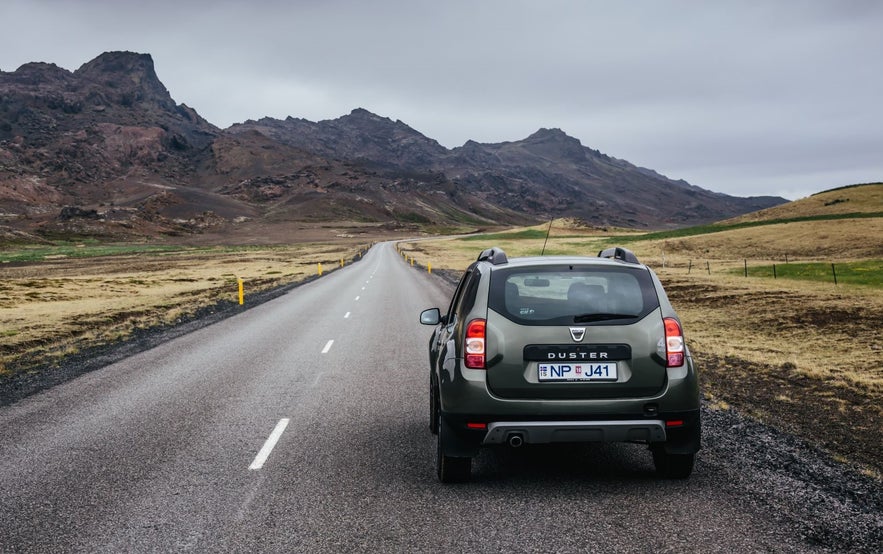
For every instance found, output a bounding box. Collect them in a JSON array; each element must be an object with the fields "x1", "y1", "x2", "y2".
[{"x1": 488, "y1": 264, "x2": 659, "y2": 325}]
